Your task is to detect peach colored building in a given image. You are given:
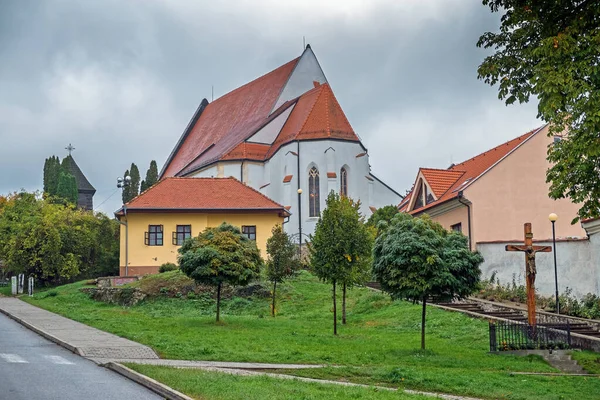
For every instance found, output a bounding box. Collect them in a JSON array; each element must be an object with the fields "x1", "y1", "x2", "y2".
[{"x1": 400, "y1": 125, "x2": 599, "y2": 297}]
